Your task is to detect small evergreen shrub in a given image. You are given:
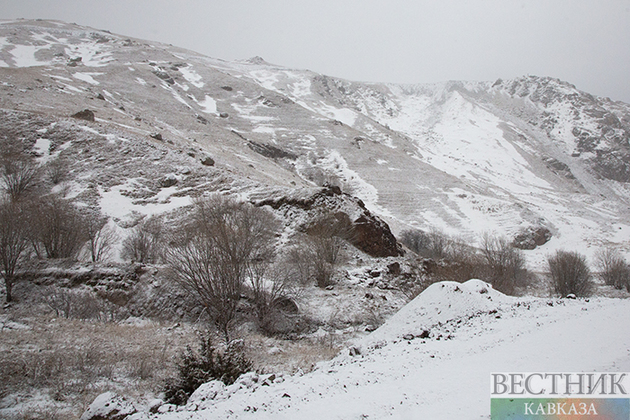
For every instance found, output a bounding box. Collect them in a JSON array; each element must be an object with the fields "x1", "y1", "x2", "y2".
[{"x1": 163, "y1": 333, "x2": 253, "y2": 405}]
